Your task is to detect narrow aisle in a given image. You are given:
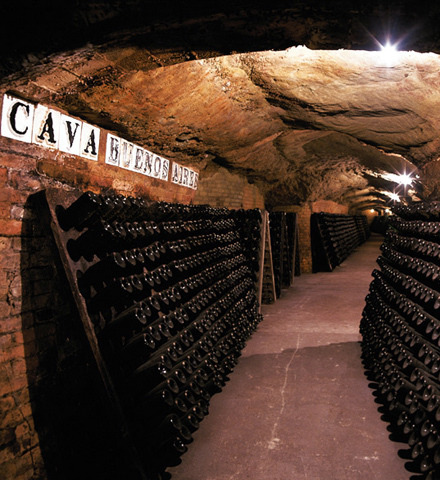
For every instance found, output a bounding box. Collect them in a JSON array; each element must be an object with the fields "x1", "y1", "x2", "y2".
[{"x1": 166, "y1": 234, "x2": 410, "y2": 480}]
